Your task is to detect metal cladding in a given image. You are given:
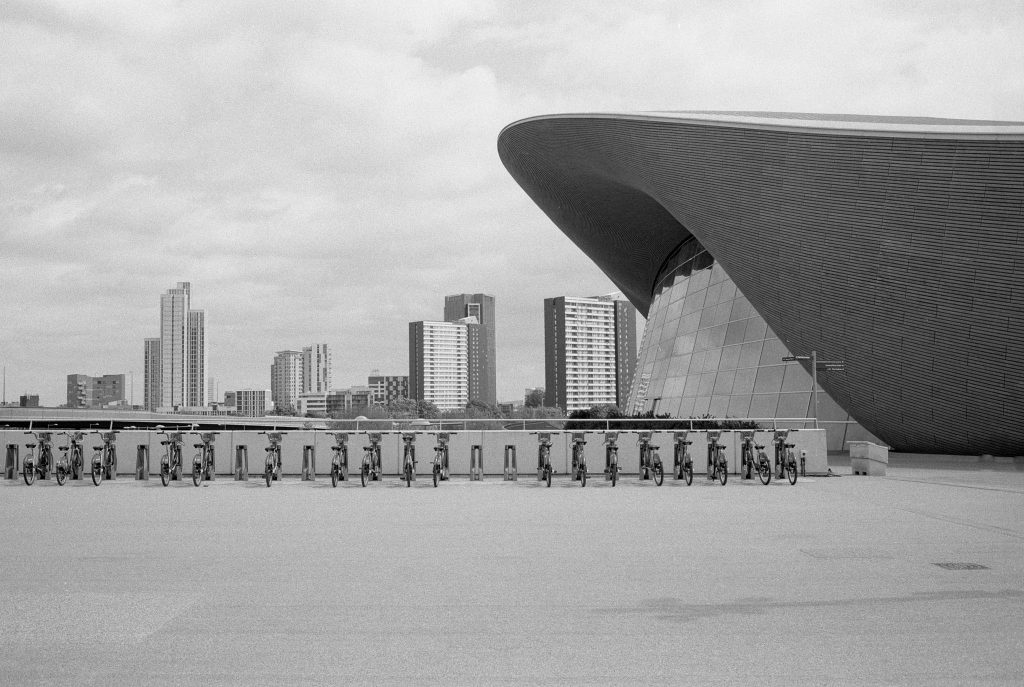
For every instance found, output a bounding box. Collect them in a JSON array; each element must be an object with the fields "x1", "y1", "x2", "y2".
[{"x1": 497, "y1": 112, "x2": 1024, "y2": 455}]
